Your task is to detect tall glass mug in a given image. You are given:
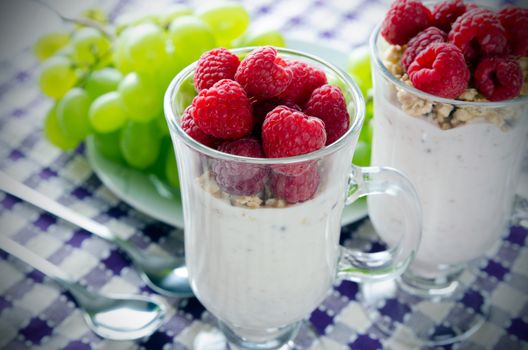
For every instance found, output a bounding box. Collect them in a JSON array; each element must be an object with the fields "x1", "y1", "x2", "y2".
[
  {"x1": 164, "y1": 48, "x2": 421, "y2": 350},
  {"x1": 367, "y1": 23, "x2": 528, "y2": 346}
]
